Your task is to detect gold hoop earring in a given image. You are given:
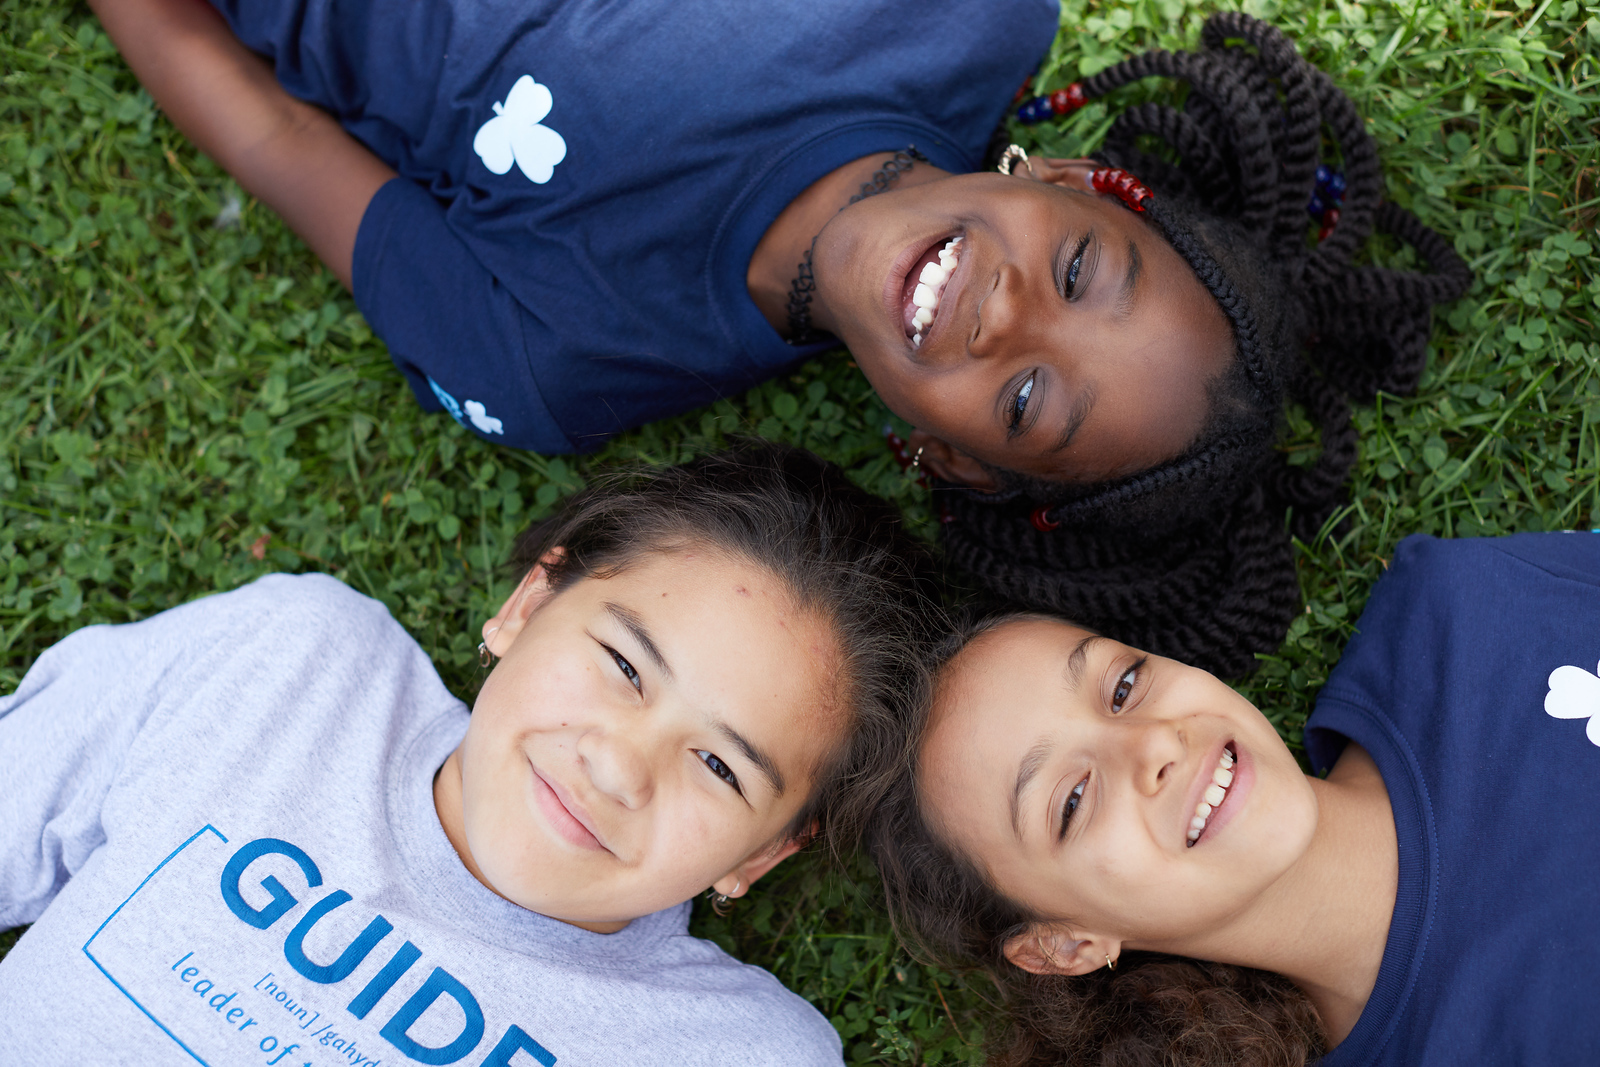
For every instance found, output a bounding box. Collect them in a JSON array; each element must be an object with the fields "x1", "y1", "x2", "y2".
[
  {"x1": 1105, "y1": 953, "x2": 1117, "y2": 972},
  {"x1": 478, "y1": 625, "x2": 501, "y2": 668},
  {"x1": 997, "y1": 144, "x2": 1032, "y2": 177}
]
